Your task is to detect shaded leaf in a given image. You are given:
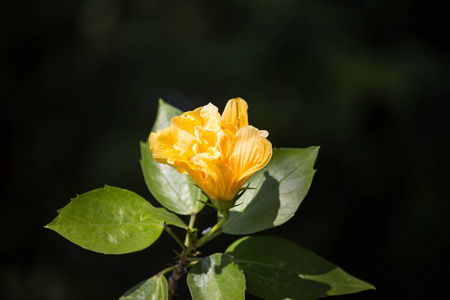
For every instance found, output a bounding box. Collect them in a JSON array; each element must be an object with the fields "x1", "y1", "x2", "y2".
[
  {"x1": 120, "y1": 275, "x2": 168, "y2": 300},
  {"x1": 226, "y1": 236, "x2": 375, "y2": 299},
  {"x1": 140, "y1": 99, "x2": 205, "y2": 215},
  {"x1": 46, "y1": 185, "x2": 173, "y2": 254},
  {"x1": 223, "y1": 147, "x2": 319, "y2": 234},
  {"x1": 187, "y1": 253, "x2": 245, "y2": 300}
]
